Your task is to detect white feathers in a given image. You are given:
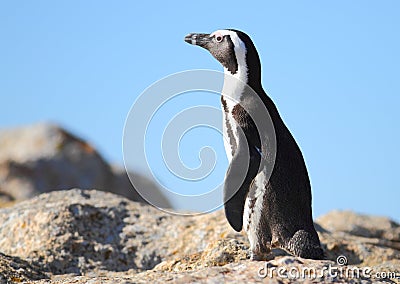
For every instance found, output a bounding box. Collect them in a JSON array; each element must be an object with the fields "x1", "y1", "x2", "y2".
[
  {"x1": 243, "y1": 171, "x2": 266, "y2": 252},
  {"x1": 190, "y1": 34, "x2": 197, "y2": 45},
  {"x1": 213, "y1": 29, "x2": 248, "y2": 95},
  {"x1": 216, "y1": 30, "x2": 249, "y2": 162},
  {"x1": 222, "y1": 98, "x2": 239, "y2": 162}
]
